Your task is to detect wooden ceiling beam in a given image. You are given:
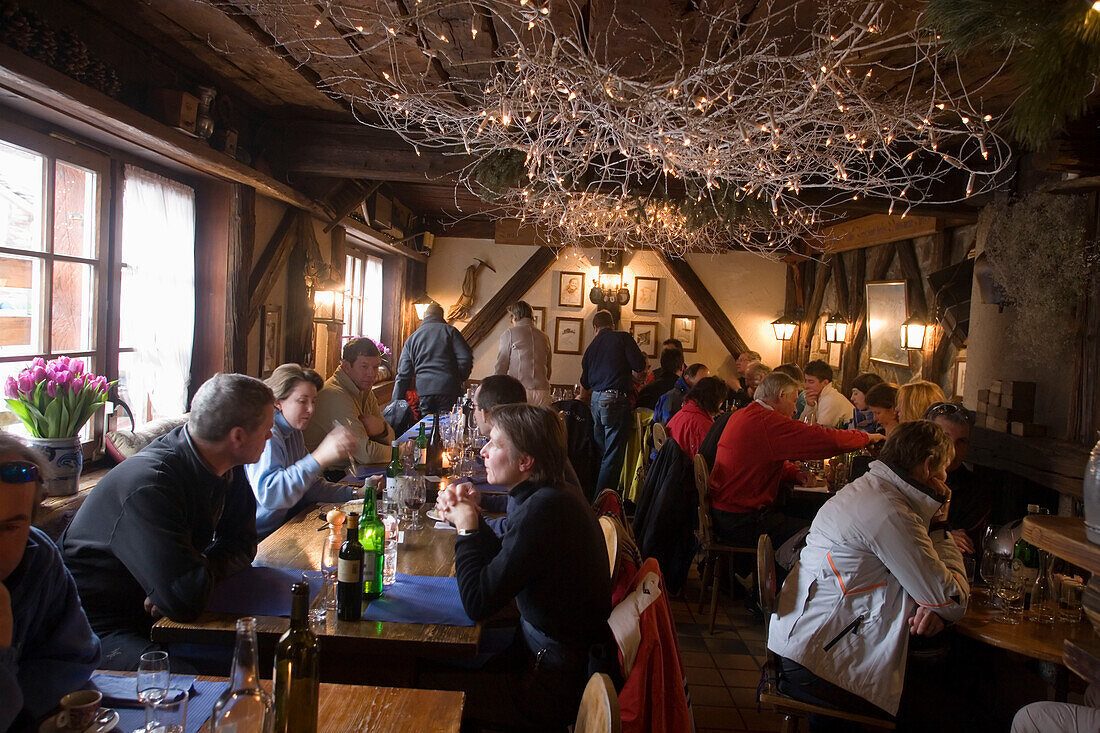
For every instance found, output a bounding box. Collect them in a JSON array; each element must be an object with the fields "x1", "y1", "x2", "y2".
[{"x1": 659, "y1": 254, "x2": 751, "y2": 357}]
